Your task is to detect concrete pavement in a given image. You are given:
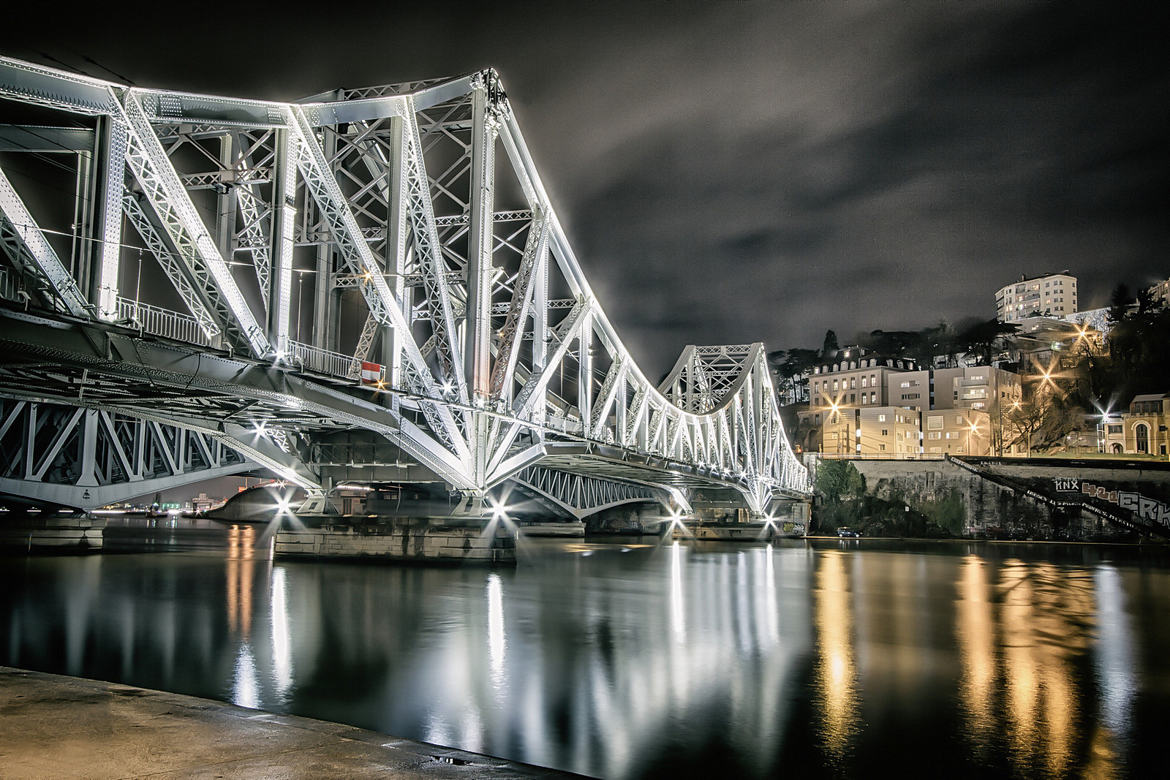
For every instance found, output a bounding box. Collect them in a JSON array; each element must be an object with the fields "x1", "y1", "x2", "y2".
[{"x1": 0, "y1": 667, "x2": 577, "y2": 779}]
